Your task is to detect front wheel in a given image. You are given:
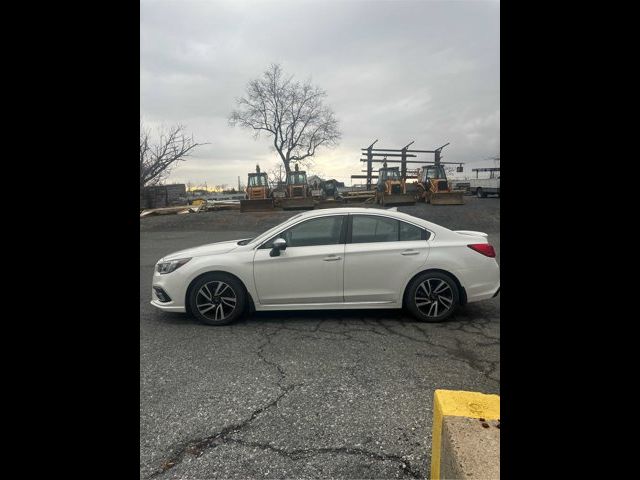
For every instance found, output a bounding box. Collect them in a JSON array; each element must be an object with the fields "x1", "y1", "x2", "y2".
[
  {"x1": 188, "y1": 273, "x2": 247, "y2": 326},
  {"x1": 405, "y1": 271, "x2": 460, "y2": 322}
]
